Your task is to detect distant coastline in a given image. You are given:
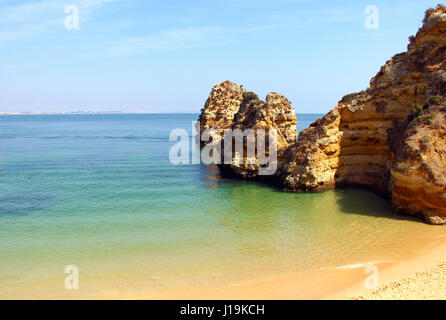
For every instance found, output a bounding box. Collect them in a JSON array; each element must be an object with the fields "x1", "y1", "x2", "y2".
[
  {"x1": 0, "y1": 111, "x2": 159, "y2": 115},
  {"x1": 0, "y1": 111, "x2": 323, "y2": 116}
]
